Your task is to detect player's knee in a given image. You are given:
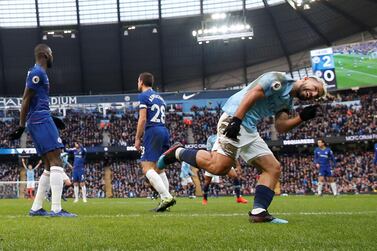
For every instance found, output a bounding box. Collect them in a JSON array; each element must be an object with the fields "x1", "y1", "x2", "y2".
[{"x1": 269, "y1": 162, "x2": 282, "y2": 179}]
